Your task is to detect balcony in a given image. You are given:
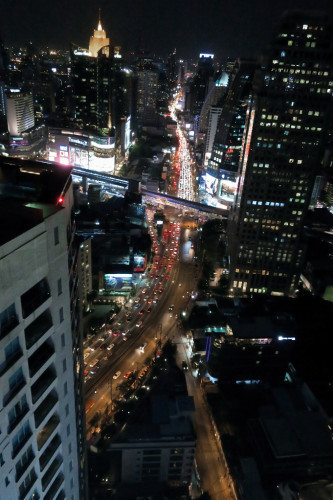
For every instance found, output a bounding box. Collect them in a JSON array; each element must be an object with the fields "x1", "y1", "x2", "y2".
[
  {"x1": 3, "y1": 376, "x2": 26, "y2": 407},
  {"x1": 8, "y1": 402, "x2": 29, "y2": 434},
  {"x1": 37, "y1": 414, "x2": 60, "y2": 451},
  {"x1": 0, "y1": 312, "x2": 19, "y2": 340},
  {"x1": 29, "y1": 341, "x2": 55, "y2": 378},
  {"x1": 42, "y1": 456, "x2": 62, "y2": 491},
  {"x1": 16, "y1": 447, "x2": 35, "y2": 481},
  {"x1": 44, "y1": 473, "x2": 64, "y2": 500},
  {"x1": 55, "y1": 490, "x2": 65, "y2": 500},
  {"x1": 19, "y1": 470, "x2": 38, "y2": 500},
  {"x1": 31, "y1": 367, "x2": 56, "y2": 404},
  {"x1": 25, "y1": 310, "x2": 53, "y2": 350},
  {"x1": 12, "y1": 428, "x2": 33, "y2": 459},
  {"x1": 0, "y1": 347, "x2": 23, "y2": 376},
  {"x1": 35, "y1": 392, "x2": 58, "y2": 428},
  {"x1": 21, "y1": 278, "x2": 51, "y2": 319},
  {"x1": 39, "y1": 434, "x2": 61, "y2": 472}
]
